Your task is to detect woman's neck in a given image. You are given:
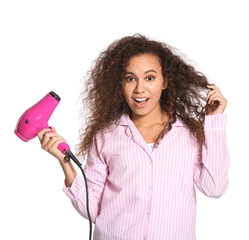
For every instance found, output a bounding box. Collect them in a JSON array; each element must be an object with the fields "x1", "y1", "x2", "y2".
[{"x1": 130, "y1": 109, "x2": 169, "y2": 128}]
